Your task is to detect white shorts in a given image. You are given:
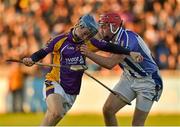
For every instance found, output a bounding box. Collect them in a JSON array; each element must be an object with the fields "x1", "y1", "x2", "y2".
[
  {"x1": 43, "y1": 80, "x2": 76, "y2": 115},
  {"x1": 113, "y1": 72, "x2": 163, "y2": 112}
]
